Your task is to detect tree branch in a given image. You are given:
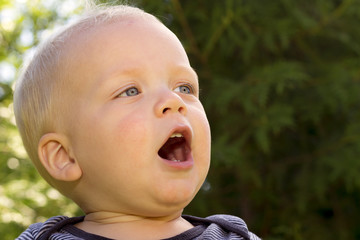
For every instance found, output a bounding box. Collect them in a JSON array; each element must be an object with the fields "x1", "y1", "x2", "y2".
[{"x1": 171, "y1": 0, "x2": 206, "y2": 64}]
